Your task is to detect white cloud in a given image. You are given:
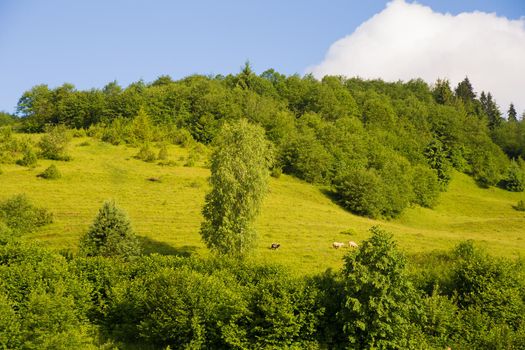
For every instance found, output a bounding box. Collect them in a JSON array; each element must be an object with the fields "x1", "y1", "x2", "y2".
[{"x1": 308, "y1": 0, "x2": 525, "y2": 116}]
